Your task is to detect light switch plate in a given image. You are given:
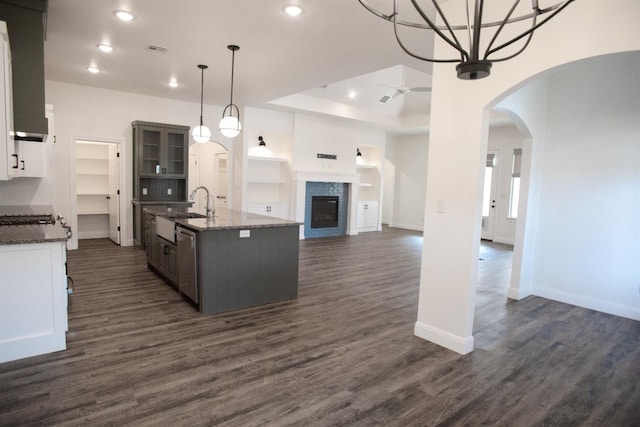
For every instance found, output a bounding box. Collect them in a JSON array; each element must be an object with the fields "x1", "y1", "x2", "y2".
[
  {"x1": 239, "y1": 230, "x2": 250, "y2": 238},
  {"x1": 167, "y1": 188, "x2": 172, "y2": 195}
]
